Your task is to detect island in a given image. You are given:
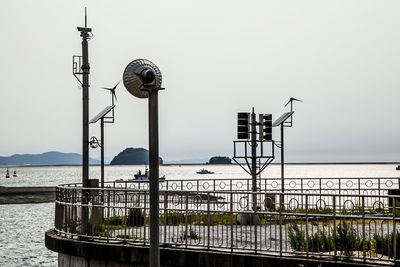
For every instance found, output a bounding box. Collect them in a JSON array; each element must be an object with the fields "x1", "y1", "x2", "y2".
[
  {"x1": 207, "y1": 156, "x2": 232, "y2": 164},
  {"x1": 110, "y1": 147, "x2": 163, "y2": 165}
]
